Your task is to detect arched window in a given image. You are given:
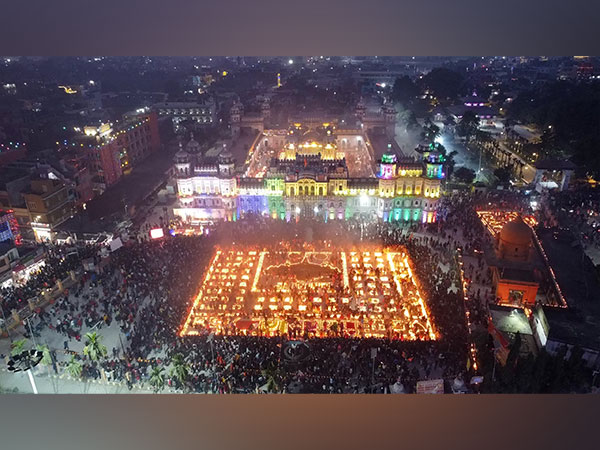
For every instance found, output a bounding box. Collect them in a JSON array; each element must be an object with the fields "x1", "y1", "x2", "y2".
[
  {"x1": 290, "y1": 187, "x2": 295, "y2": 196},
  {"x1": 319, "y1": 187, "x2": 324, "y2": 196}
]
